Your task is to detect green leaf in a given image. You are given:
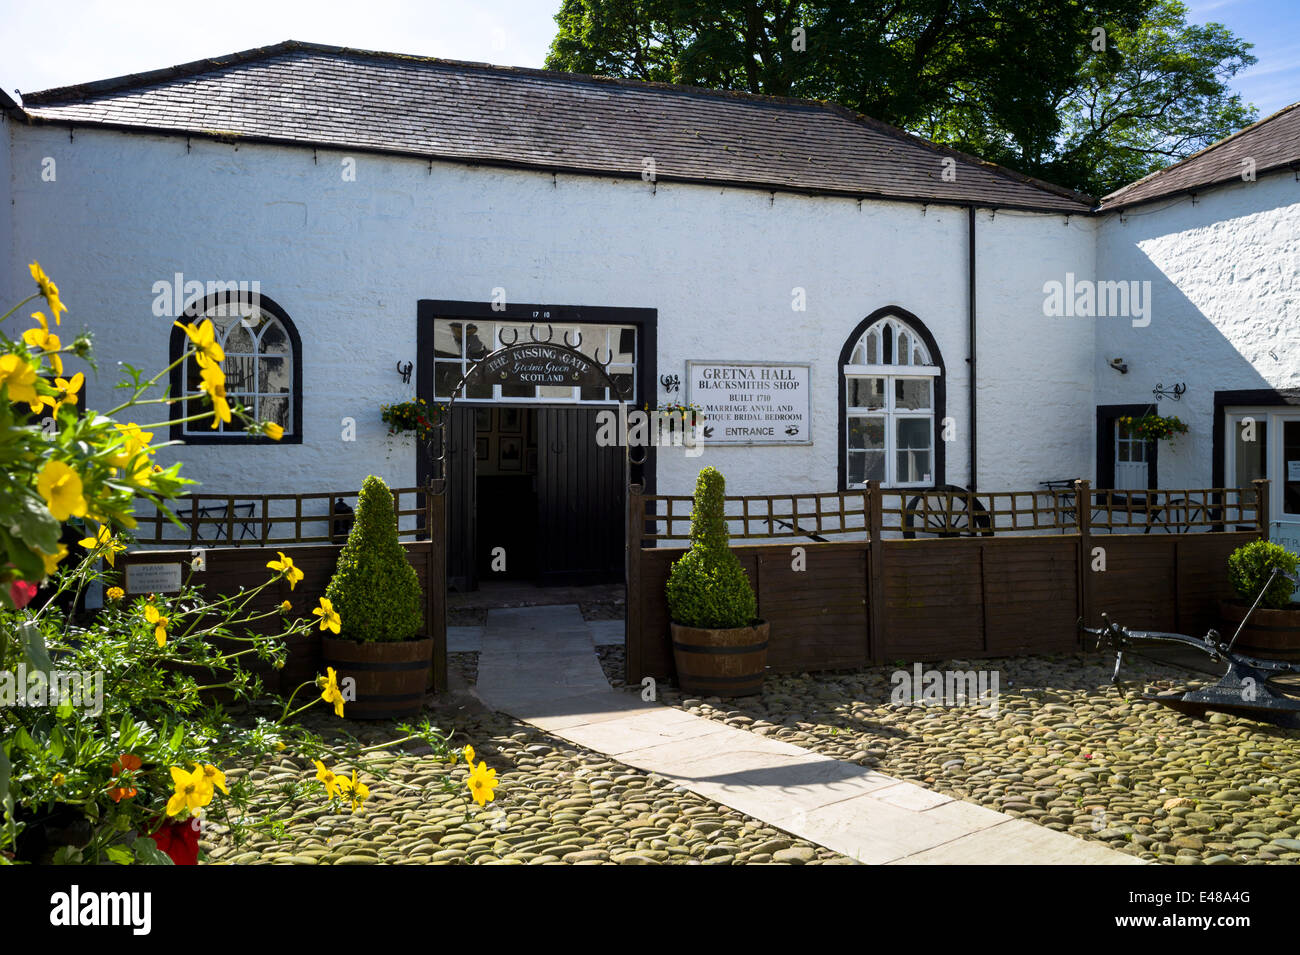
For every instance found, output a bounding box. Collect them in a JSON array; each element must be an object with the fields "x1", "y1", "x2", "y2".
[
  {"x1": 19, "y1": 620, "x2": 54, "y2": 675},
  {"x1": 105, "y1": 845, "x2": 134, "y2": 865},
  {"x1": 52, "y1": 844, "x2": 84, "y2": 865},
  {"x1": 10, "y1": 493, "x2": 61, "y2": 556},
  {"x1": 131, "y1": 834, "x2": 175, "y2": 866},
  {"x1": 0, "y1": 743, "x2": 11, "y2": 807}
]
